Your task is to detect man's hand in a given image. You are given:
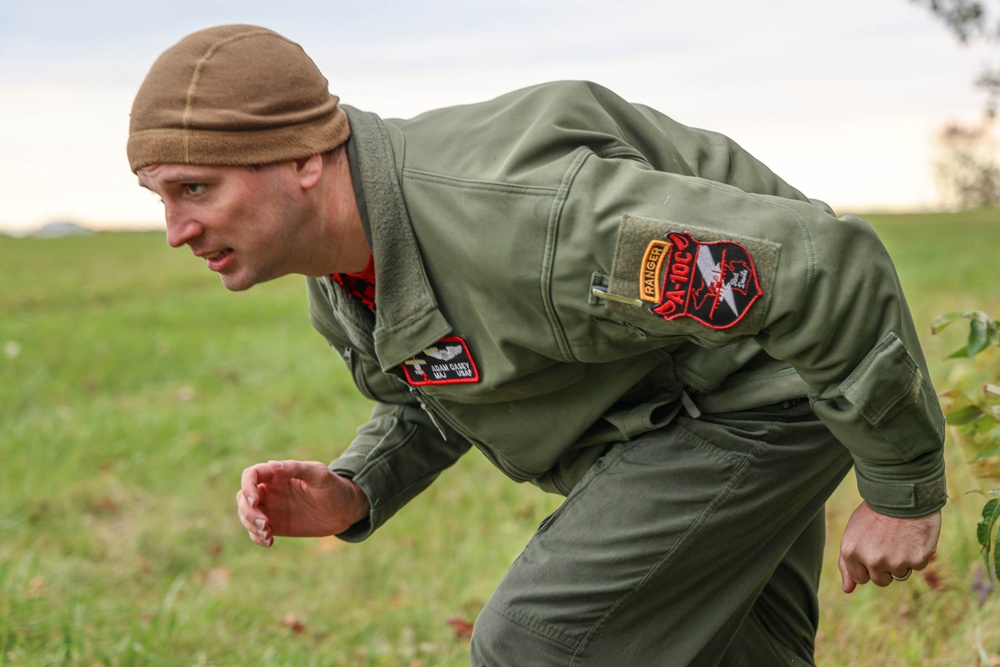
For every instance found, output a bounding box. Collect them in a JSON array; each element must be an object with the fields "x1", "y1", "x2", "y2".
[
  {"x1": 235, "y1": 460, "x2": 371, "y2": 547},
  {"x1": 838, "y1": 500, "x2": 941, "y2": 593}
]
